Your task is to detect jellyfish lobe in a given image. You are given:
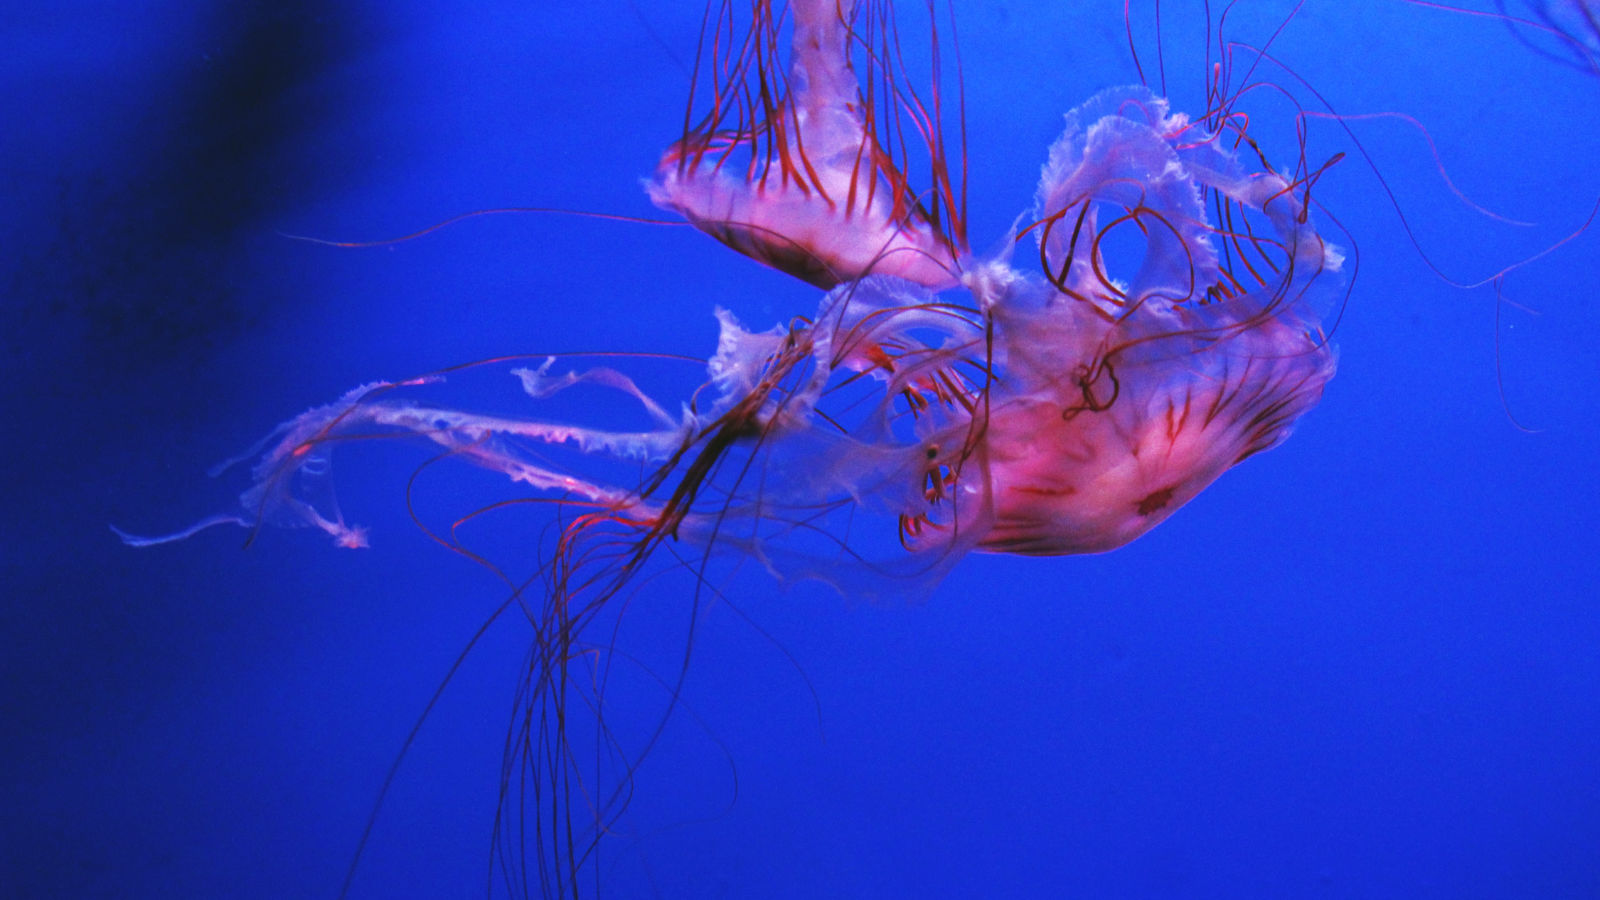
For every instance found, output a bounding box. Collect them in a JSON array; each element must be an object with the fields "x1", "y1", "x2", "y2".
[{"x1": 648, "y1": 0, "x2": 966, "y2": 289}]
